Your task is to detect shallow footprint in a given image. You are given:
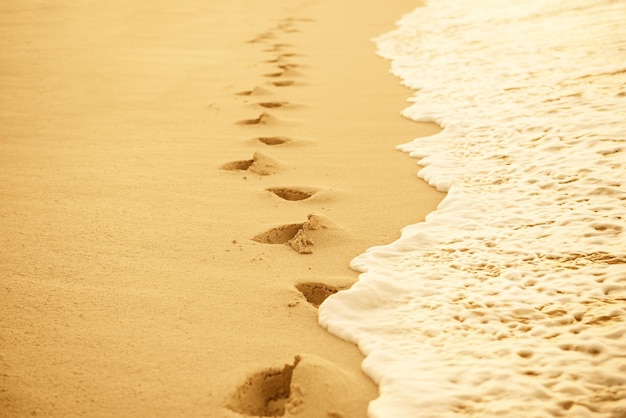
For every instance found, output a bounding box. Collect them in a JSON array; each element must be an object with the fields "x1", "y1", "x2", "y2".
[
  {"x1": 236, "y1": 112, "x2": 275, "y2": 126},
  {"x1": 235, "y1": 86, "x2": 272, "y2": 97},
  {"x1": 247, "y1": 31, "x2": 275, "y2": 43},
  {"x1": 272, "y1": 81, "x2": 295, "y2": 87},
  {"x1": 264, "y1": 69, "x2": 302, "y2": 79},
  {"x1": 257, "y1": 101, "x2": 288, "y2": 109},
  {"x1": 280, "y1": 68, "x2": 302, "y2": 78},
  {"x1": 263, "y1": 43, "x2": 294, "y2": 53},
  {"x1": 278, "y1": 63, "x2": 300, "y2": 71},
  {"x1": 264, "y1": 53, "x2": 299, "y2": 64},
  {"x1": 221, "y1": 152, "x2": 280, "y2": 176},
  {"x1": 254, "y1": 136, "x2": 292, "y2": 146},
  {"x1": 295, "y1": 282, "x2": 338, "y2": 307},
  {"x1": 267, "y1": 187, "x2": 316, "y2": 201}
]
